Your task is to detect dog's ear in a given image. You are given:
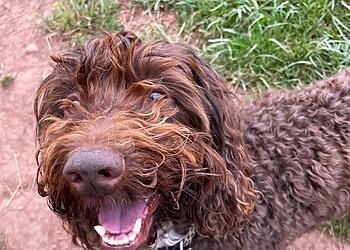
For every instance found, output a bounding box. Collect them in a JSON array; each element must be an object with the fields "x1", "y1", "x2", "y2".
[{"x1": 165, "y1": 43, "x2": 257, "y2": 238}]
